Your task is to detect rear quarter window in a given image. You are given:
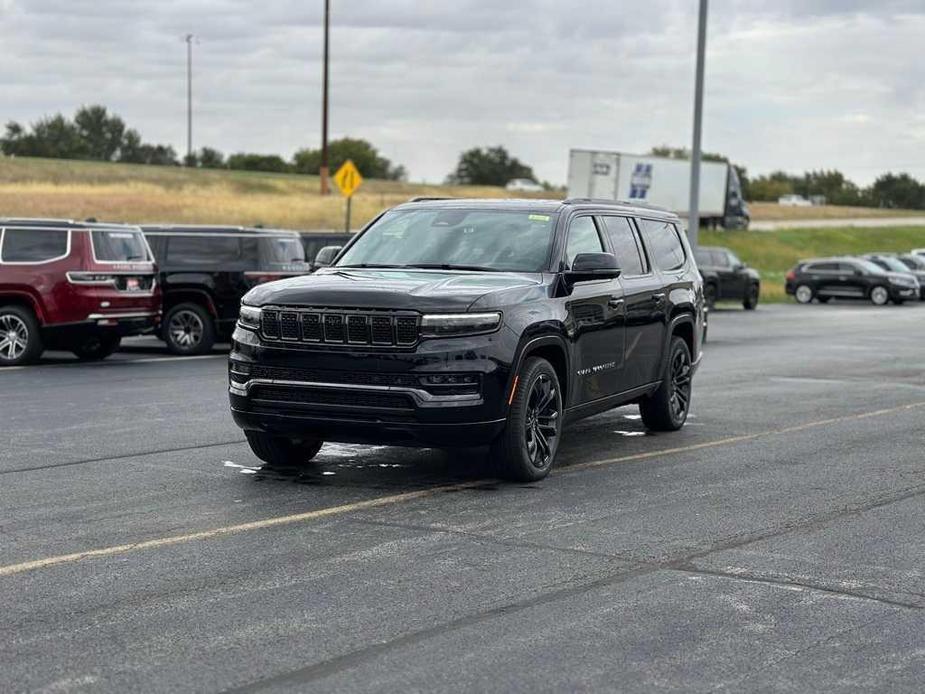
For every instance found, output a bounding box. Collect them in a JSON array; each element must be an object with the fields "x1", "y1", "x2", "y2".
[
  {"x1": 166, "y1": 235, "x2": 243, "y2": 265},
  {"x1": 0, "y1": 228, "x2": 69, "y2": 263},
  {"x1": 637, "y1": 219, "x2": 685, "y2": 272}
]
